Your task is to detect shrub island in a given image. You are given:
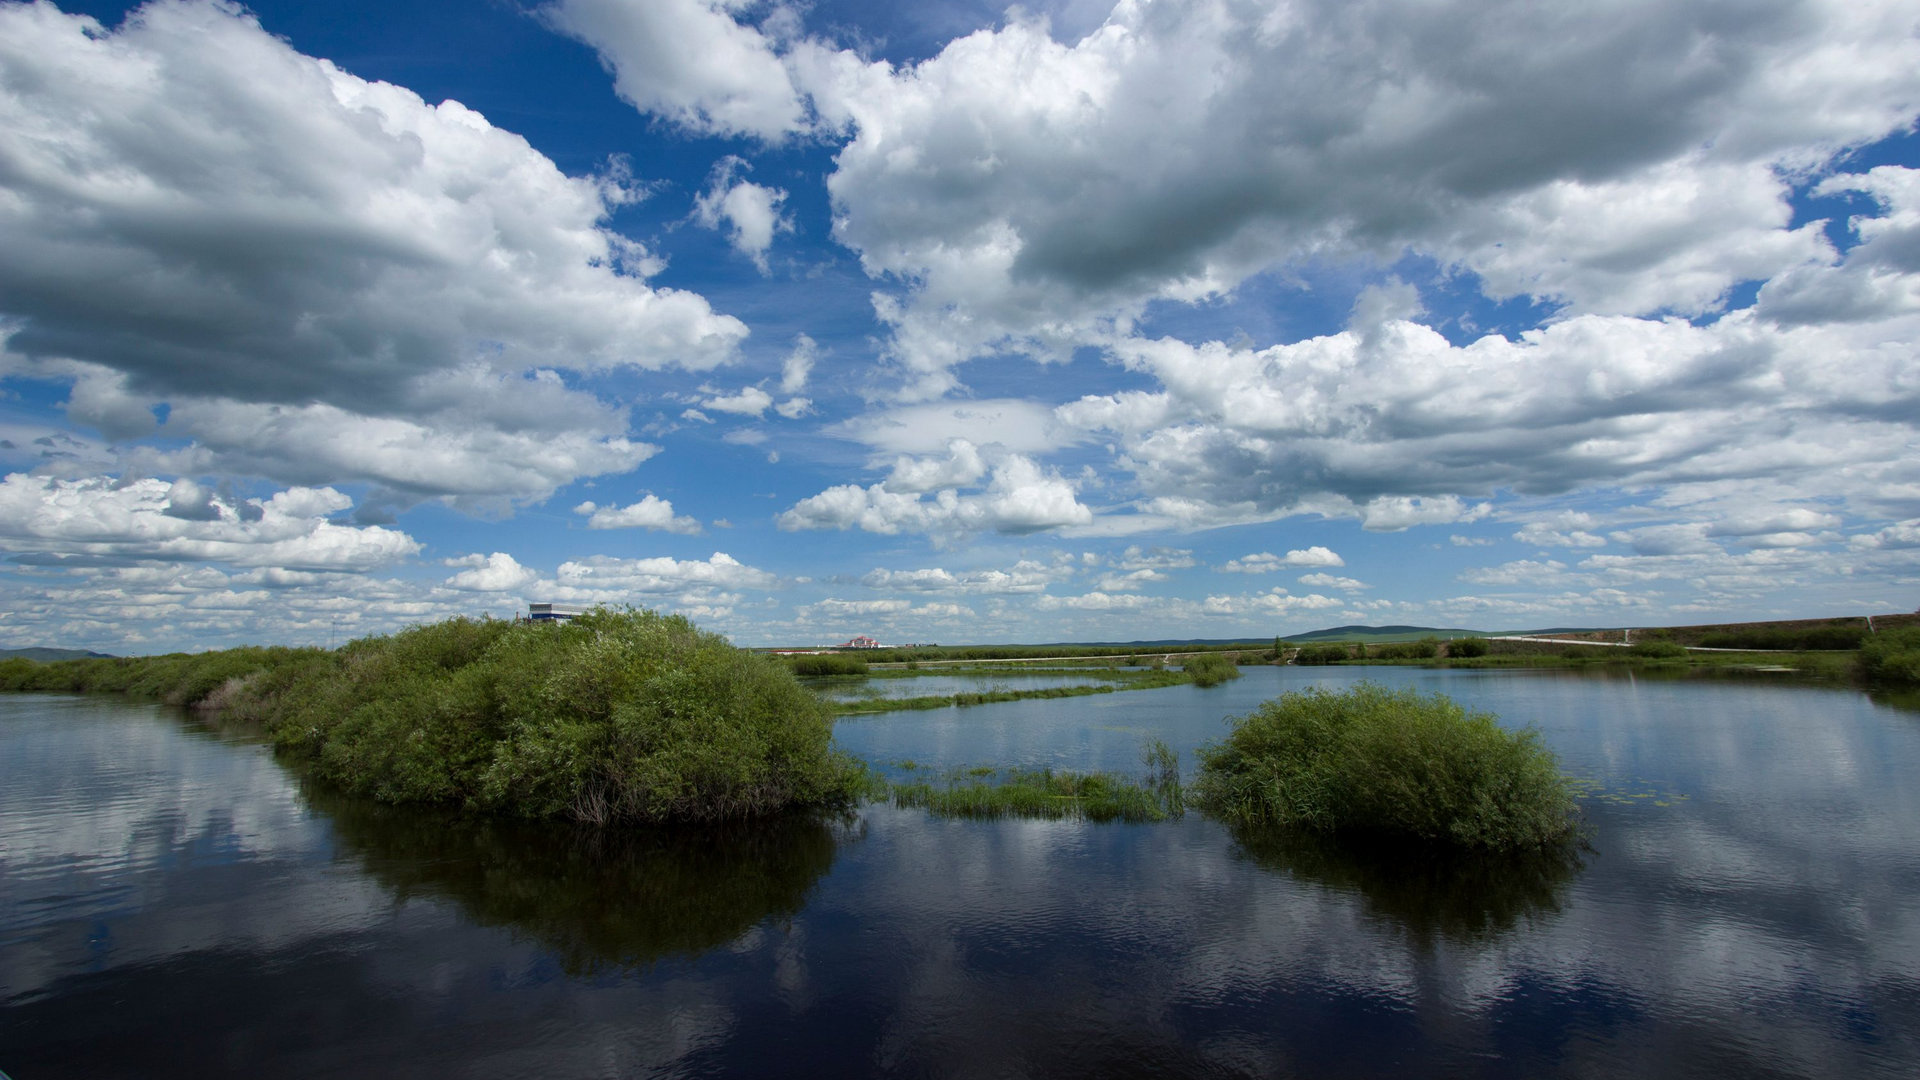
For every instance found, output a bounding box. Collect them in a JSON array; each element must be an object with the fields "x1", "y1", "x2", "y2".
[
  {"x1": 1191, "y1": 683, "x2": 1580, "y2": 852},
  {"x1": 1, "y1": 609, "x2": 865, "y2": 825}
]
